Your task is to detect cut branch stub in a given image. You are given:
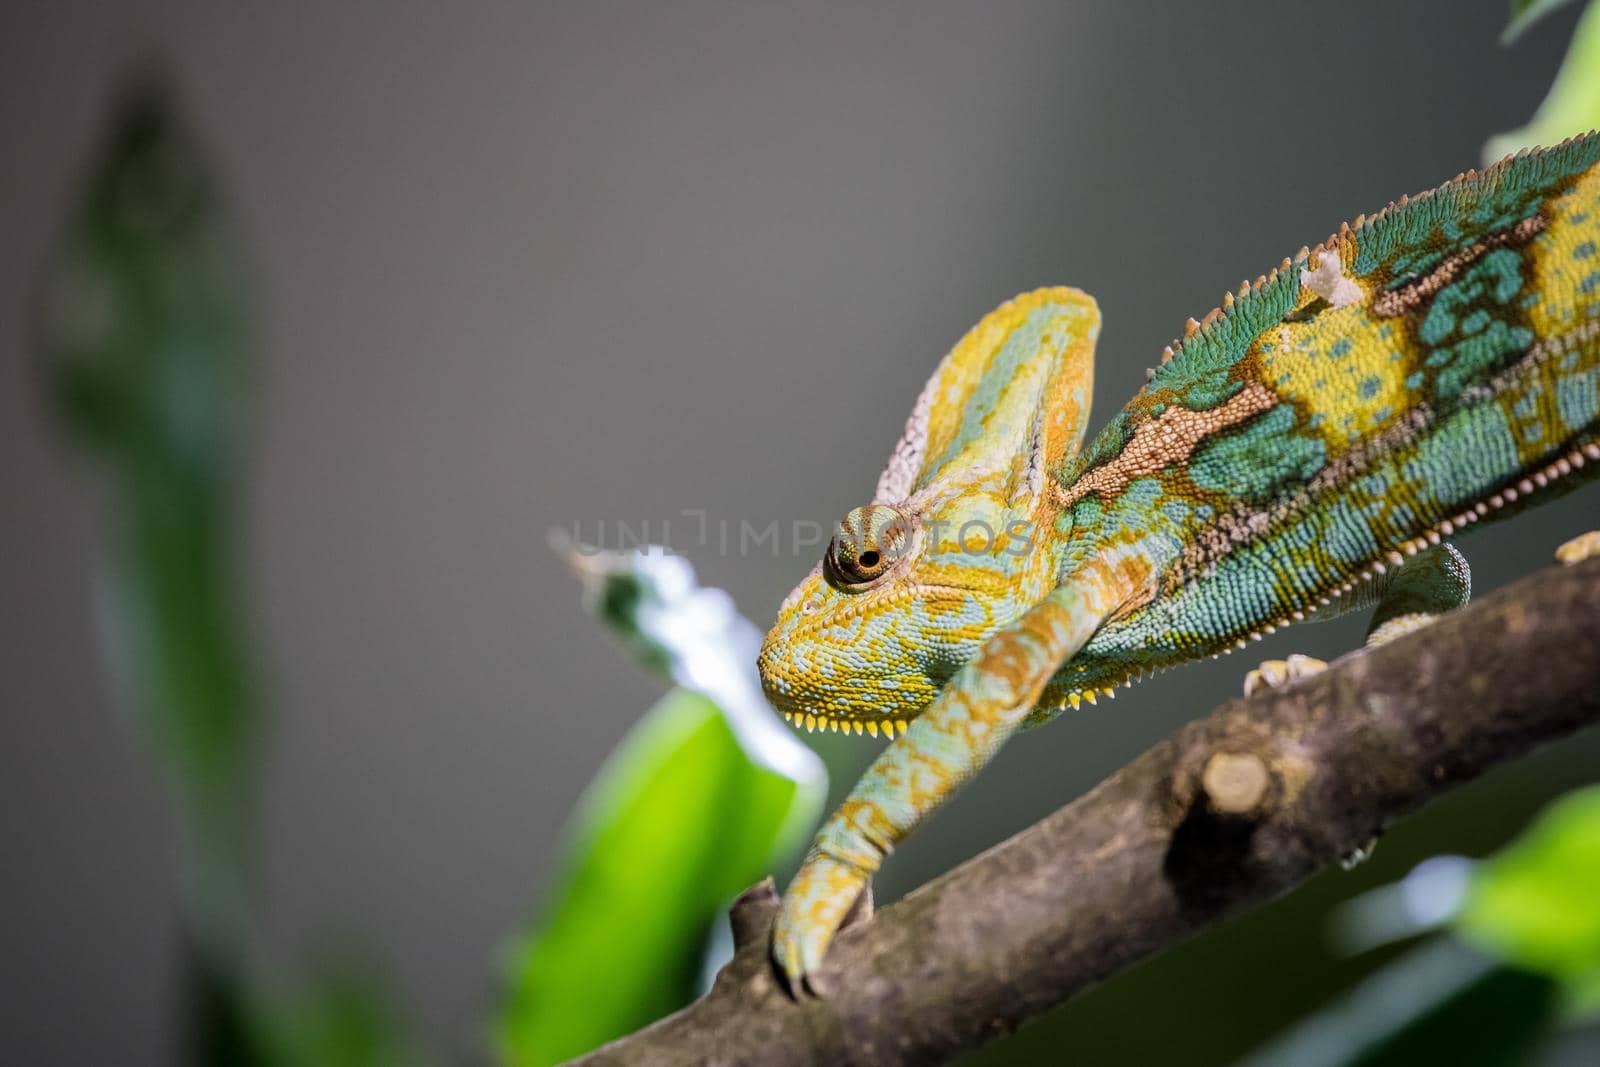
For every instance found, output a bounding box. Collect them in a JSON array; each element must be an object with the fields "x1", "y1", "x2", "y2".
[{"x1": 1200, "y1": 751, "x2": 1274, "y2": 818}]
